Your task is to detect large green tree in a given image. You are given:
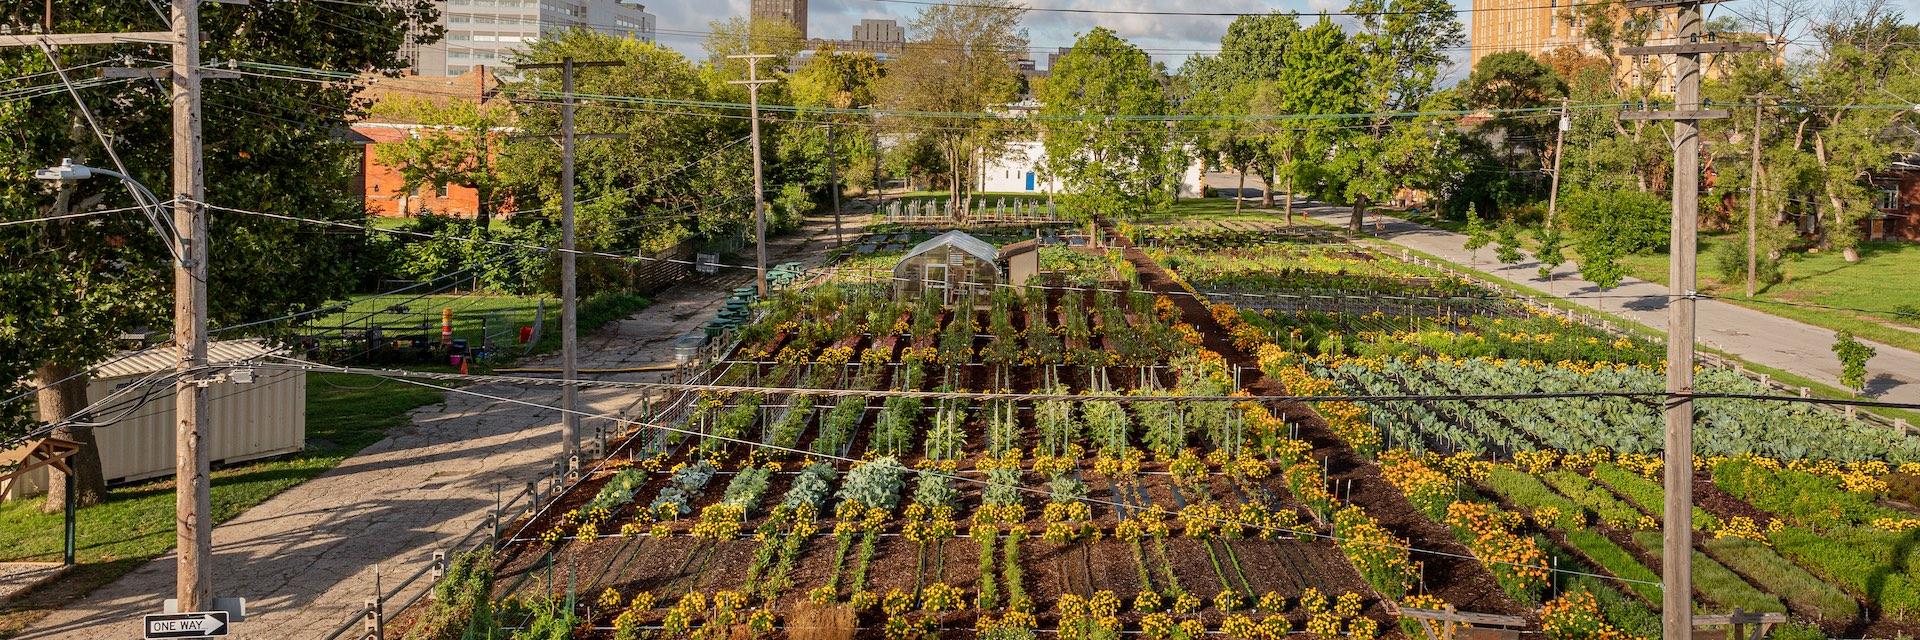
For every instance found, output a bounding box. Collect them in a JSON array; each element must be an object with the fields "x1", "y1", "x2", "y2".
[
  {"x1": 0, "y1": 0, "x2": 435, "y2": 509},
  {"x1": 1178, "y1": 14, "x2": 1300, "y2": 210},
  {"x1": 880, "y1": 0, "x2": 1028, "y2": 218},
  {"x1": 781, "y1": 48, "x2": 884, "y2": 203},
  {"x1": 1040, "y1": 28, "x2": 1181, "y2": 223},
  {"x1": 502, "y1": 31, "x2": 753, "y2": 288},
  {"x1": 1337, "y1": 0, "x2": 1467, "y2": 233},
  {"x1": 1465, "y1": 51, "x2": 1565, "y2": 192},
  {"x1": 1252, "y1": 17, "x2": 1363, "y2": 224}
]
